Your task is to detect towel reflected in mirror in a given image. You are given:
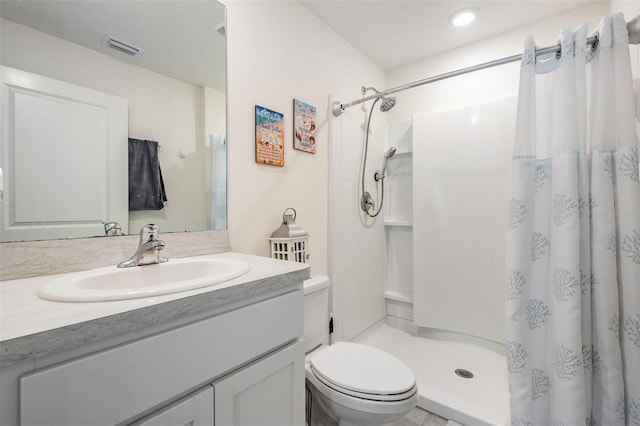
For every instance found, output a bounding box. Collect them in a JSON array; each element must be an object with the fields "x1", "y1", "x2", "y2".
[{"x1": 128, "y1": 138, "x2": 167, "y2": 211}]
